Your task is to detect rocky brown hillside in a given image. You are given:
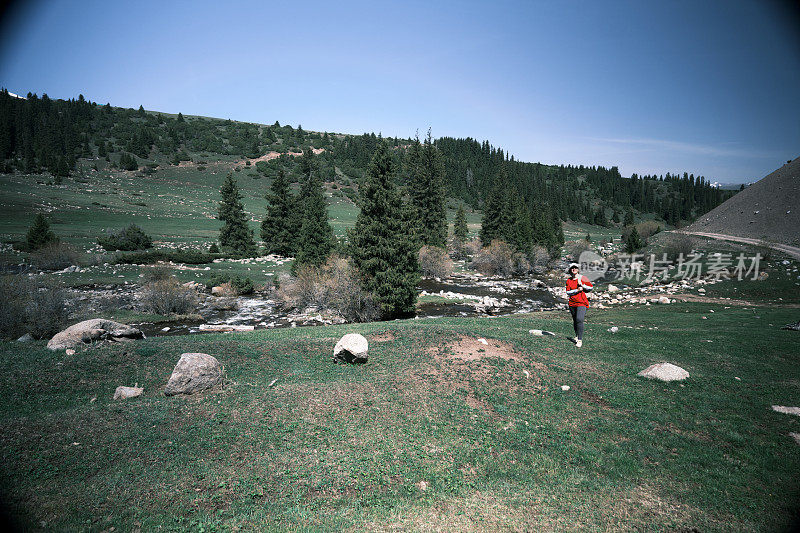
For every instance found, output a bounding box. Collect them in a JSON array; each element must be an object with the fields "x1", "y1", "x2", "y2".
[{"x1": 686, "y1": 157, "x2": 800, "y2": 245}]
